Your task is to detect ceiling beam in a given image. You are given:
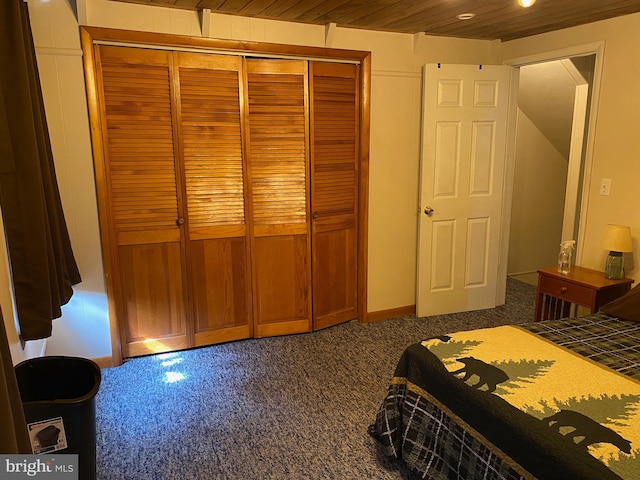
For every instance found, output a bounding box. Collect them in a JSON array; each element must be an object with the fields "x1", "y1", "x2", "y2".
[
  {"x1": 200, "y1": 8, "x2": 211, "y2": 37},
  {"x1": 325, "y1": 22, "x2": 337, "y2": 47}
]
